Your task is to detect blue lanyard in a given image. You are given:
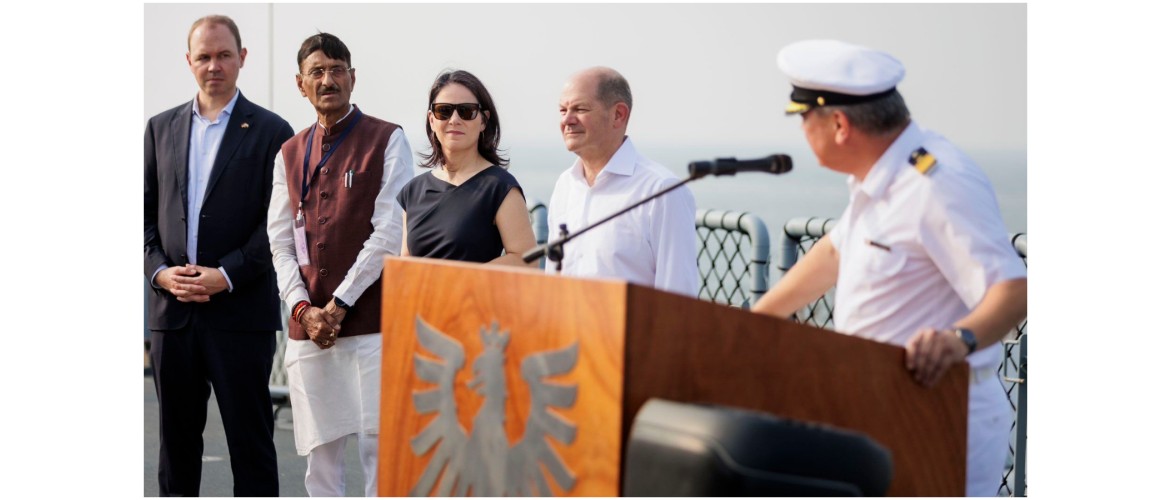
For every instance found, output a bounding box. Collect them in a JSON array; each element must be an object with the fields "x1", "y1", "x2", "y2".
[{"x1": 301, "y1": 108, "x2": 363, "y2": 202}]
